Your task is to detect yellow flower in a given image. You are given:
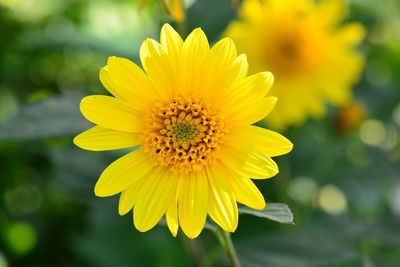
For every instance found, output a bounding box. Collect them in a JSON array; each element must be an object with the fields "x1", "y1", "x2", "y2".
[
  {"x1": 224, "y1": 0, "x2": 365, "y2": 129},
  {"x1": 74, "y1": 24, "x2": 293, "y2": 238}
]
